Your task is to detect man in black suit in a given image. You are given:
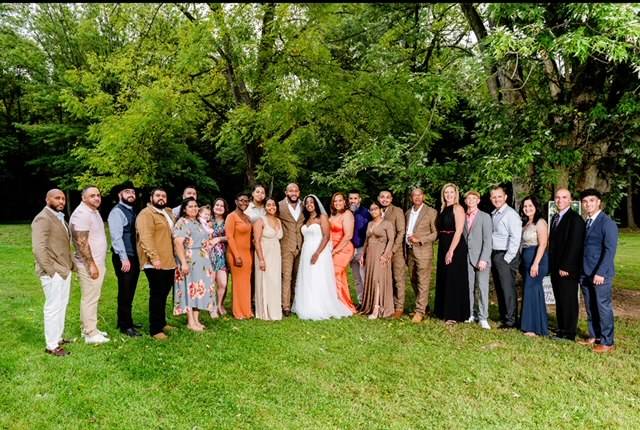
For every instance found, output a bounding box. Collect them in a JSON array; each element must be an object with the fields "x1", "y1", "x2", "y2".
[{"x1": 548, "y1": 188, "x2": 585, "y2": 341}]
